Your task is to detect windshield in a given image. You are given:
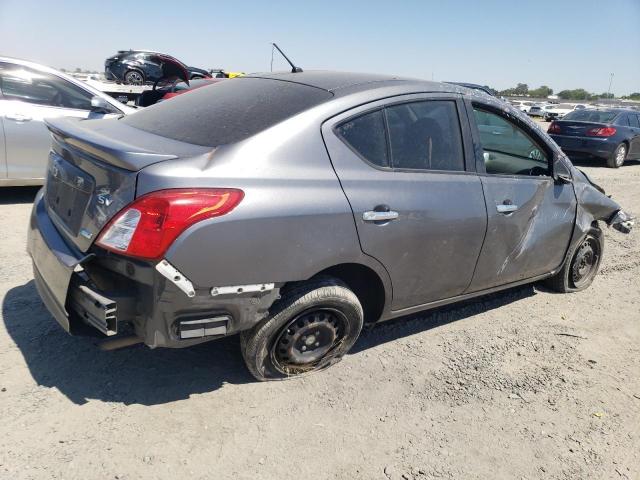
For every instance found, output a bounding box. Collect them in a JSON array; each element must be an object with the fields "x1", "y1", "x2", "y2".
[
  {"x1": 122, "y1": 77, "x2": 333, "y2": 147},
  {"x1": 563, "y1": 110, "x2": 618, "y2": 123}
]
